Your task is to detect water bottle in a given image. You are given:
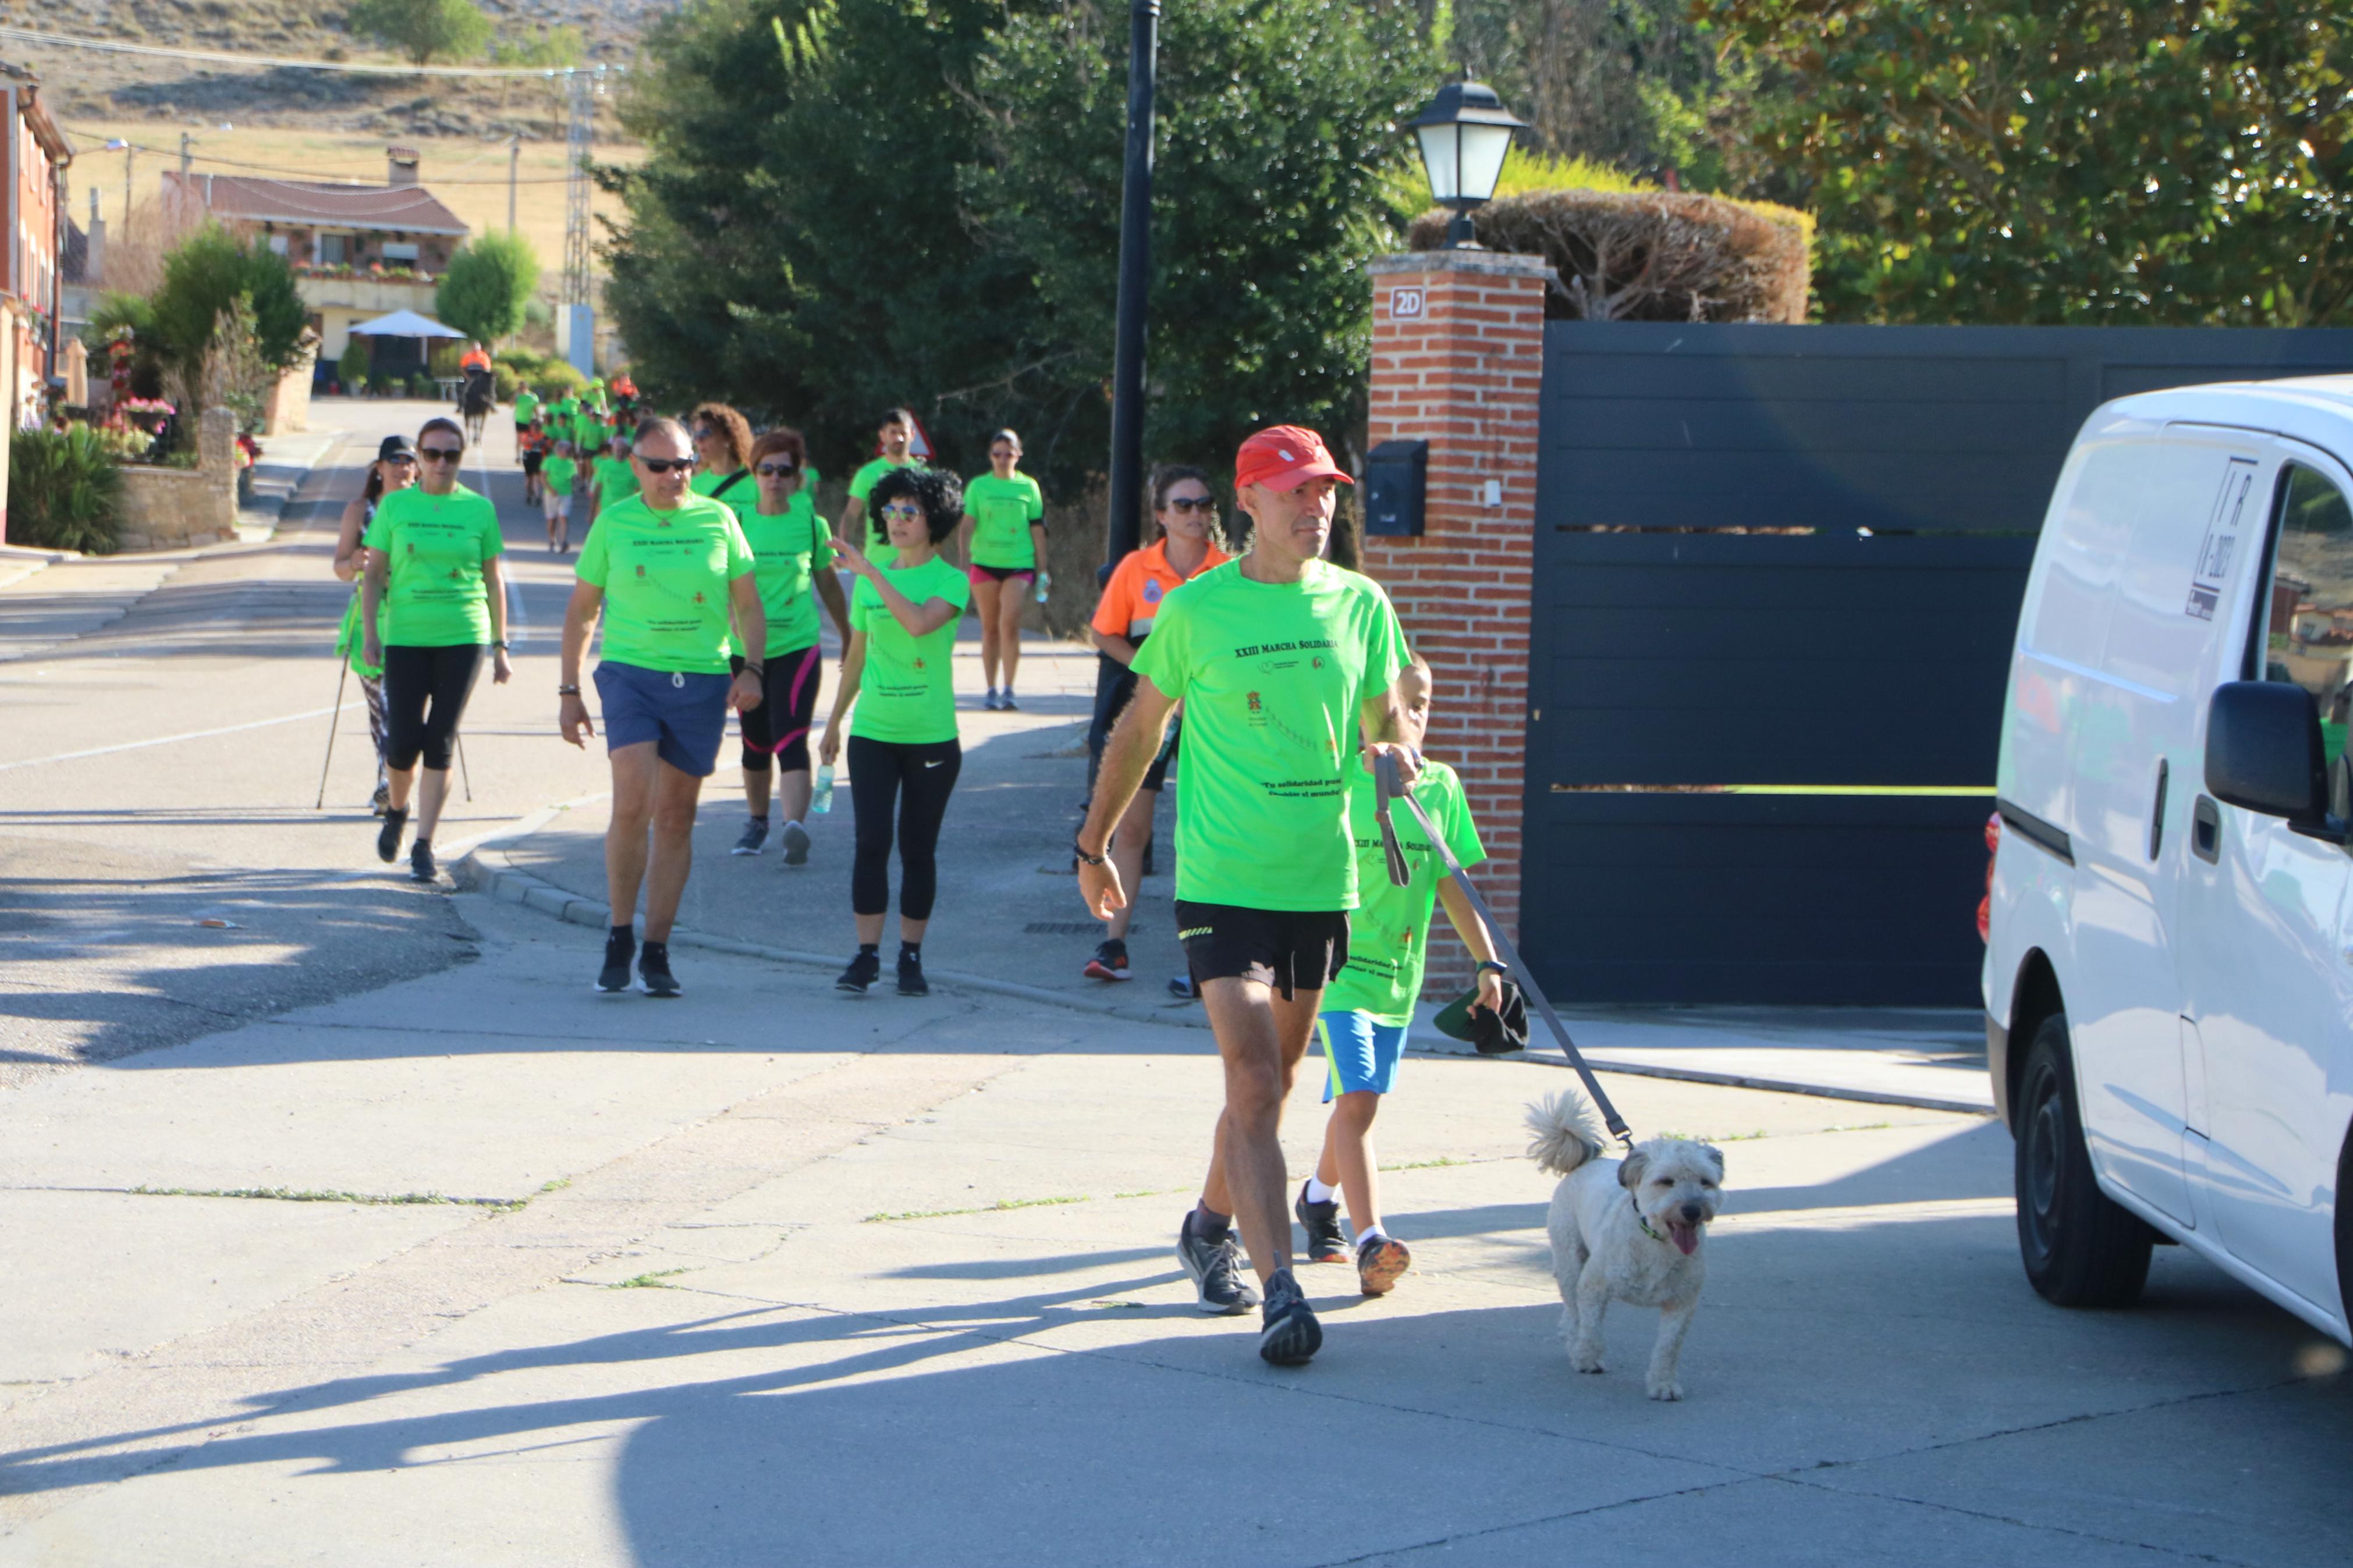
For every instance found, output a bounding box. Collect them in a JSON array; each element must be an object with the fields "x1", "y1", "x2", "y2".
[
  {"x1": 1034, "y1": 570, "x2": 1050, "y2": 605},
  {"x1": 812, "y1": 764, "x2": 835, "y2": 815}
]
